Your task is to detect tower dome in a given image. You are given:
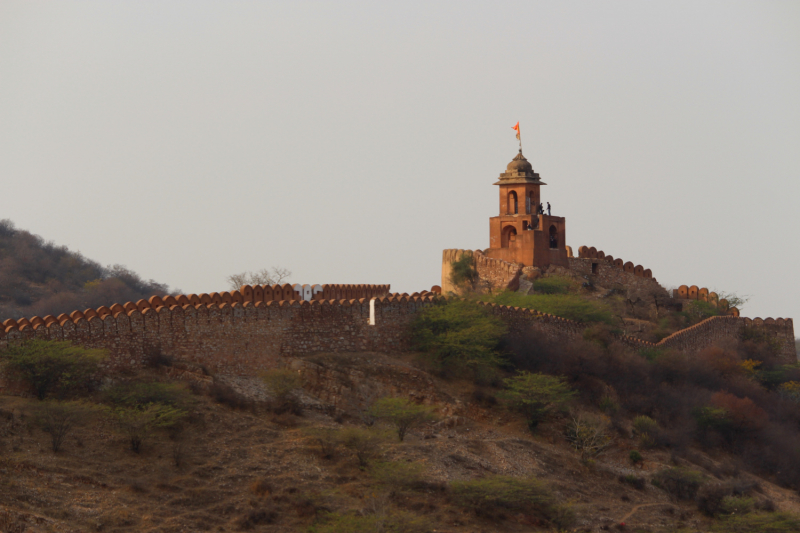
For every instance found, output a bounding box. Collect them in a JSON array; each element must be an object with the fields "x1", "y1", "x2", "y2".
[
  {"x1": 495, "y1": 150, "x2": 544, "y2": 184},
  {"x1": 506, "y1": 151, "x2": 533, "y2": 173}
]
